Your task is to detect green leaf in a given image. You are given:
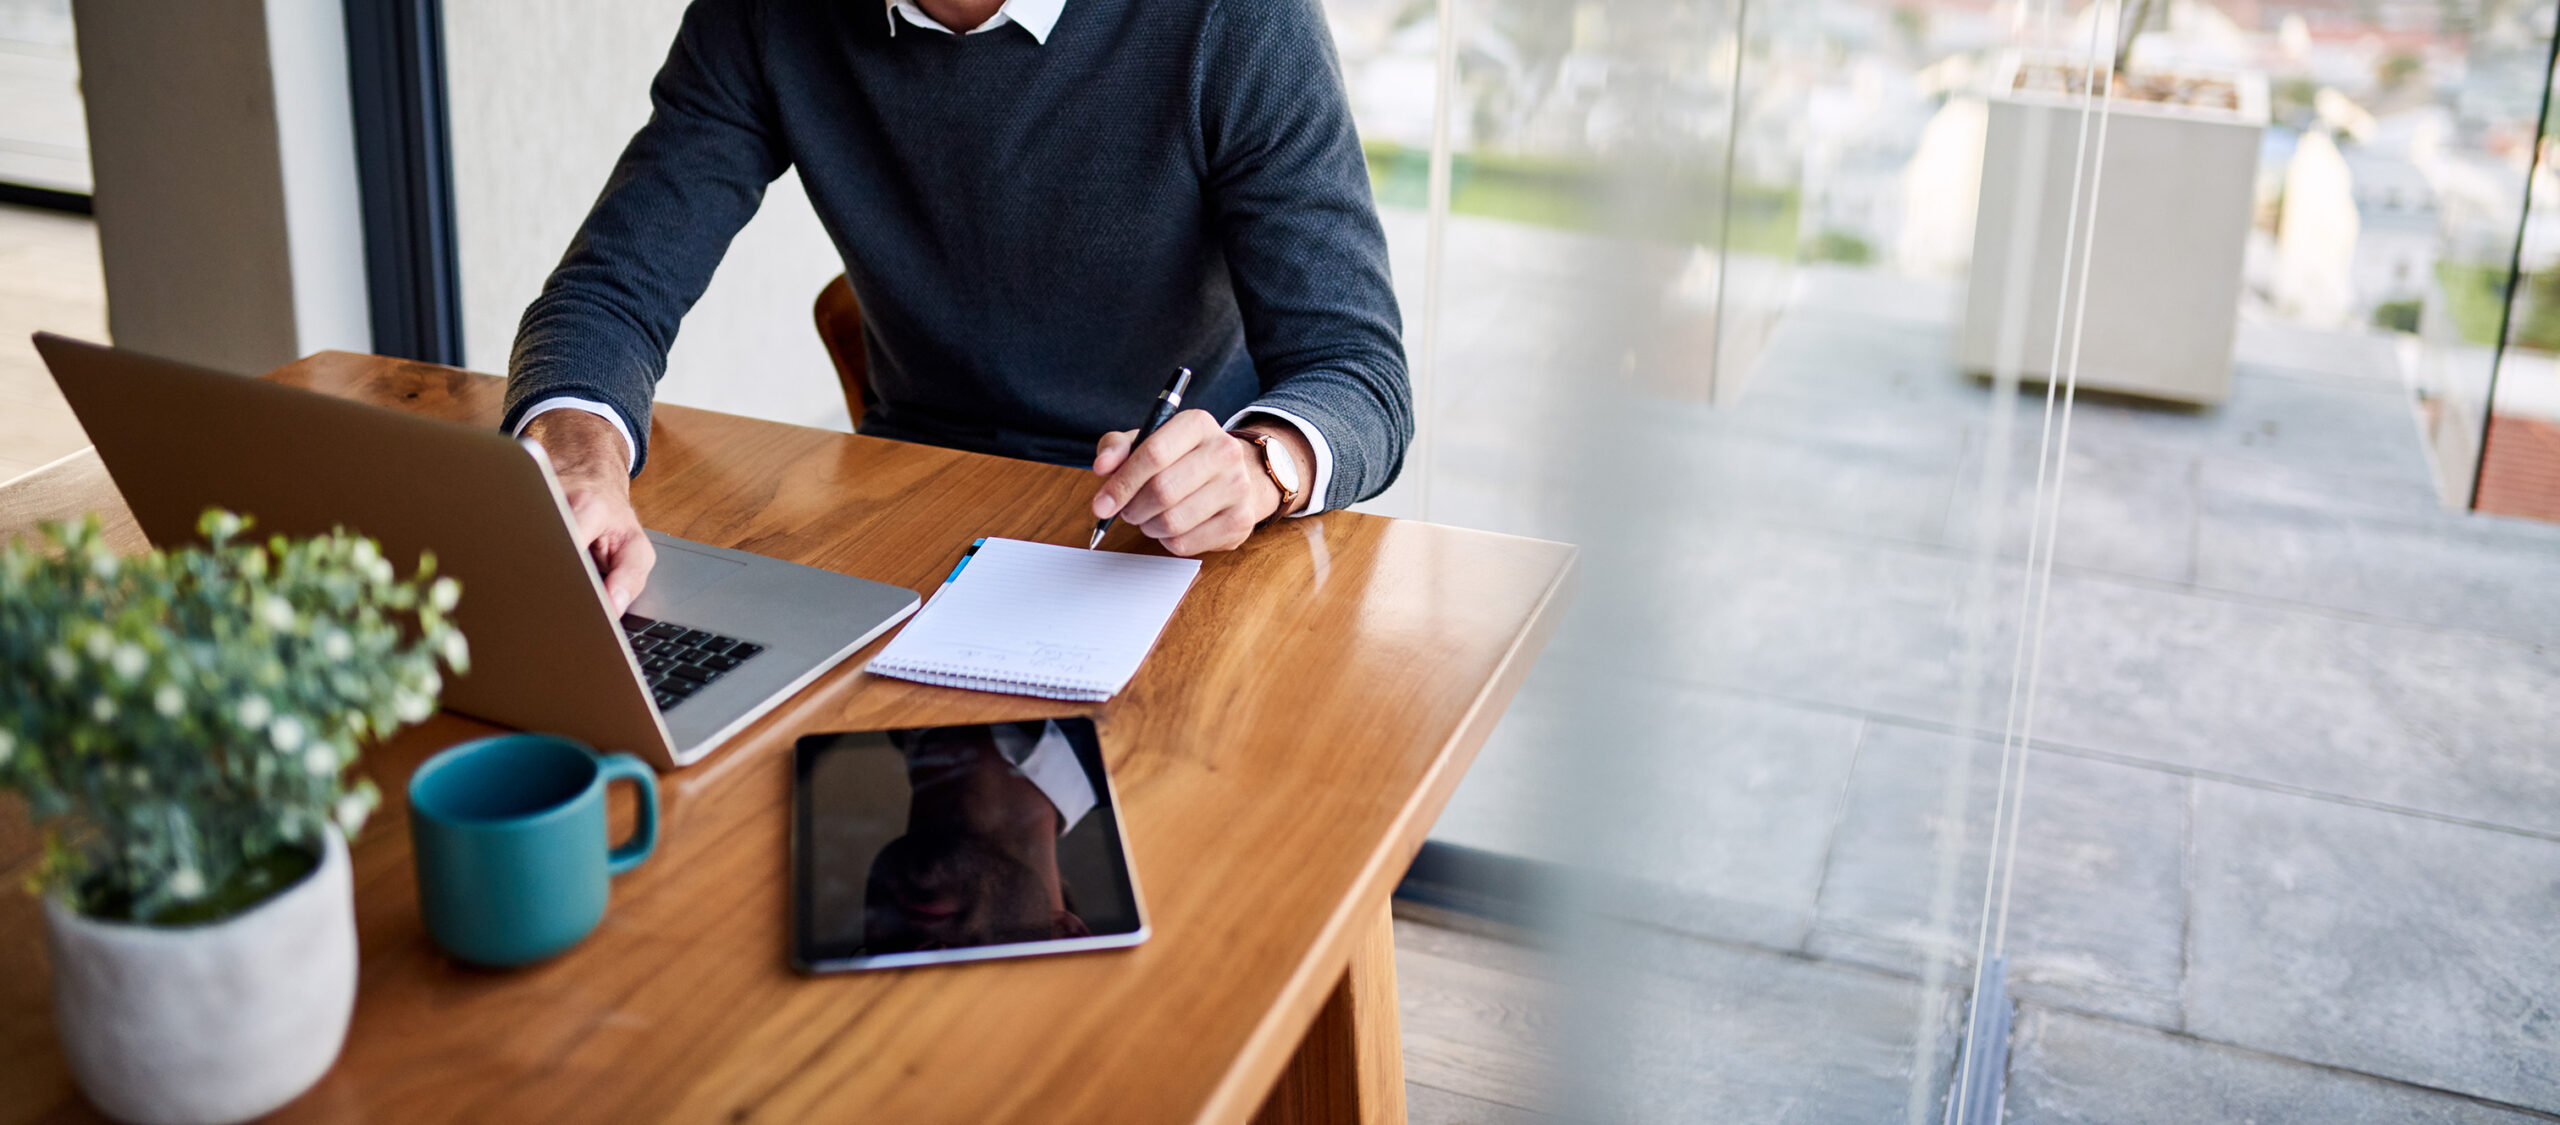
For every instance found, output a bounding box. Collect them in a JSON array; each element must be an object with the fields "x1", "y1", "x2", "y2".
[{"x1": 1, "y1": 507, "x2": 462, "y2": 915}]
